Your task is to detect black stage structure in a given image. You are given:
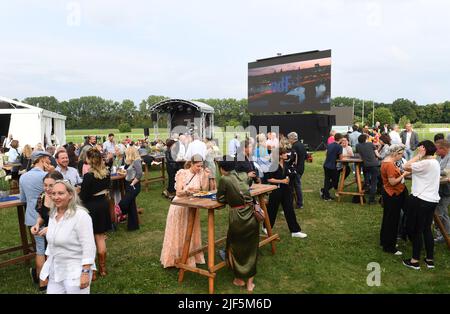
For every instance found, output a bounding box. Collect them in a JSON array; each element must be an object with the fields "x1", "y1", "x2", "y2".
[
  {"x1": 149, "y1": 99, "x2": 214, "y2": 139},
  {"x1": 250, "y1": 114, "x2": 335, "y2": 150}
]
